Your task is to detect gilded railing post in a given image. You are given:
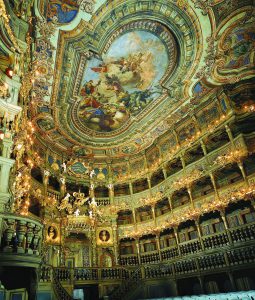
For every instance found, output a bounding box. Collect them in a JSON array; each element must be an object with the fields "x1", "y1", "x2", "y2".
[
  {"x1": 3, "y1": 218, "x2": 15, "y2": 252},
  {"x1": 16, "y1": 219, "x2": 27, "y2": 253},
  {"x1": 26, "y1": 221, "x2": 35, "y2": 254},
  {"x1": 220, "y1": 210, "x2": 232, "y2": 244}
]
